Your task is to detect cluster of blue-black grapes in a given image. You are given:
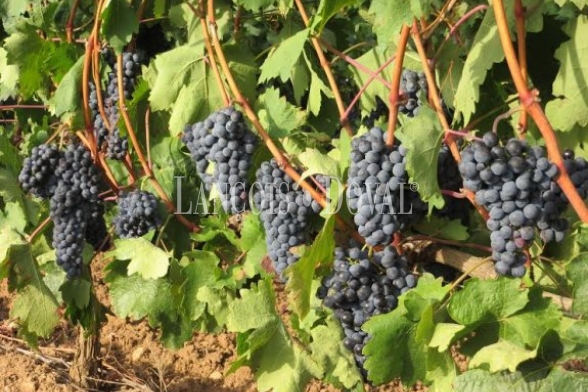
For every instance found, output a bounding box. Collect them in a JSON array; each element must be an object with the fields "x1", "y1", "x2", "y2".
[
  {"x1": 113, "y1": 190, "x2": 162, "y2": 238},
  {"x1": 182, "y1": 107, "x2": 258, "y2": 214},
  {"x1": 317, "y1": 244, "x2": 417, "y2": 376},
  {"x1": 253, "y1": 159, "x2": 322, "y2": 277},
  {"x1": 436, "y1": 144, "x2": 471, "y2": 224},
  {"x1": 399, "y1": 69, "x2": 428, "y2": 117},
  {"x1": 459, "y1": 133, "x2": 588, "y2": 276},
  {"x1": 19, "y1": 143, "x2": 107, "y2": 278},
  {"x1": 347, "y1": 127, "x2": 427, "y2": 246},
  {"x1": 89, "y1": 50, "x2": 142, "y2": 160}
]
